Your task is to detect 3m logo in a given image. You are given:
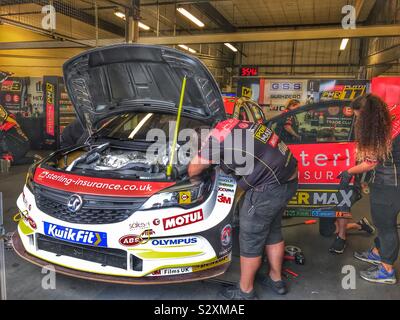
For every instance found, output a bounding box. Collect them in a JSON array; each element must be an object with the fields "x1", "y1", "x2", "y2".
[
  {"x1": 163, "y1": 209, "x2": 204, "y2": 230},
  {"x1": 217, "y1": 195, "x2": 232, "y2": 204}
]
